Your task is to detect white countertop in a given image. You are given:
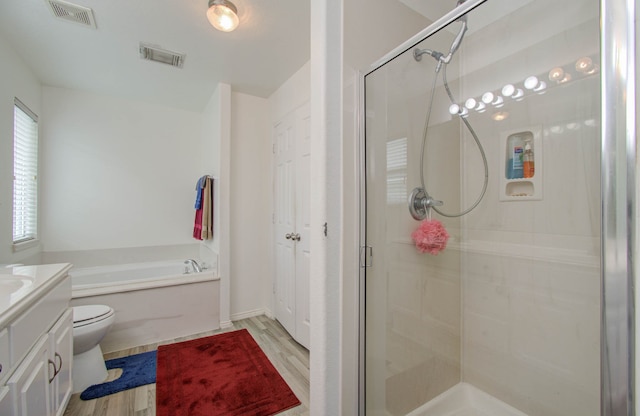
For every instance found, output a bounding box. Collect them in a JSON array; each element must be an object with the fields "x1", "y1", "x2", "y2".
[{"x1": 0, "y1": 263, "x2": 72, "y2": 328}]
